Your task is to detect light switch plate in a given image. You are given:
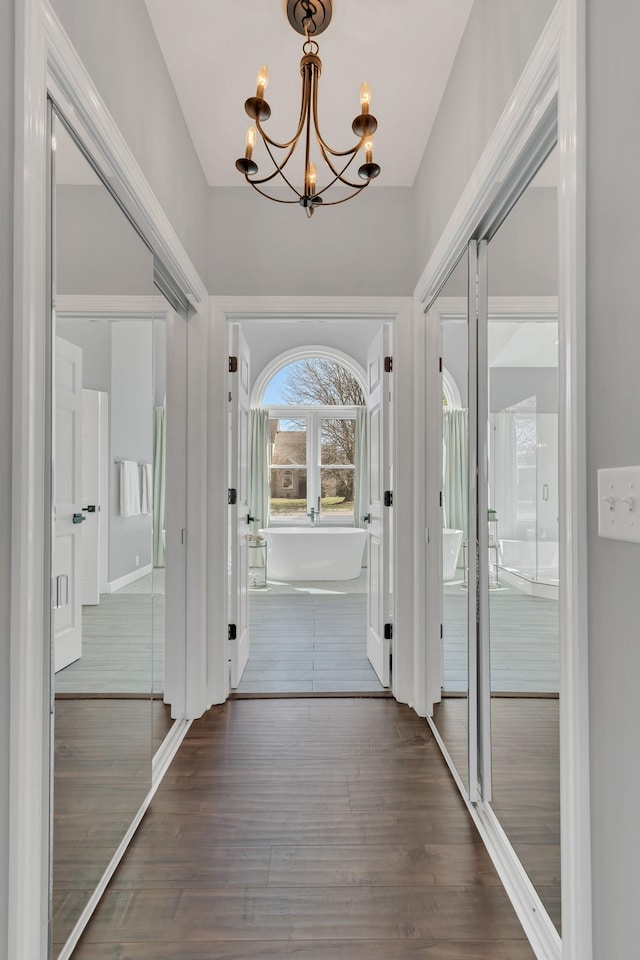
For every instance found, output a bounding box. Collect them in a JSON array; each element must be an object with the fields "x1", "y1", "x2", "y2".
[{"x1": 597, "y1": 466, "x2": 640, "y2": 543}]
